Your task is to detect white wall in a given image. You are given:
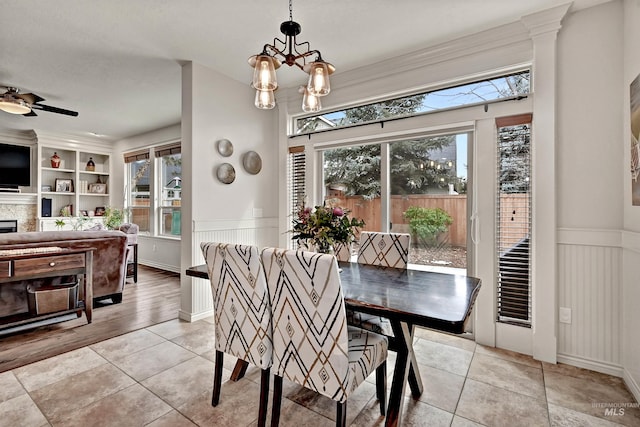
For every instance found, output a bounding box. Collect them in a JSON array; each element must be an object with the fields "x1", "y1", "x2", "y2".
[
  {"x1": 622, "y1": 0, "x2": 640, "y2": 402},
  {"x1": 553, "y1": 0, "x2": 625, "y2": 375},
  {"x1": 557, "y1": 2, "x2": 623, "y2": 229},
  {"x1": 179, "y1": 62, "x2": 279, "y2": 321}
]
